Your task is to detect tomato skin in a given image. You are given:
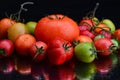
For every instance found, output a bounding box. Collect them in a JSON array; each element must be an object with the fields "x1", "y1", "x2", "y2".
[
  {"x1": 34, "y1": 14, "x2": 79, "y2": 43},
  {"x1": 0, "y1": 18, "x2": 16, "y2": 39},
  {"x1": 29, "y1": 41, "x2": 48, "y2": 62},
  {"x1": 94, "y1": 38, "x2": 112, "y2": 56},
  {"x1": 15, "y1": 34, "x2": 36, "y2": 56},
  {"x1": 0, "y1": 39, "x2": 14, "y2": 58},
  {"x1": 114, "y1": 29, "x2": 120, "y2": 40},
  {"x1": 74, "y1": 42, "x2": 96, "y2": 63},
  {"x1": 47, "y1": 37, "x2": 74, "y2": 65}
]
